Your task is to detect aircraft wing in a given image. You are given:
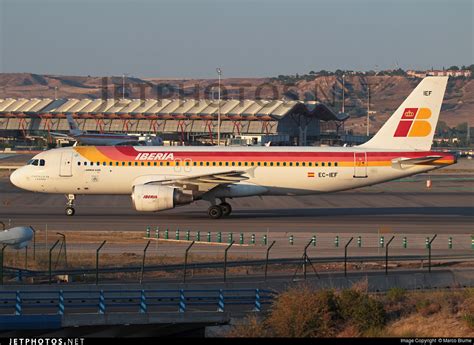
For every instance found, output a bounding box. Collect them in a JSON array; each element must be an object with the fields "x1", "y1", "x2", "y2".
[
  {"x1": 391, "y1": 155, "x2": 443, "y2": 168},
  {"x1": 145, "y1": 170, "x2": 250, "y2": 195}
]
